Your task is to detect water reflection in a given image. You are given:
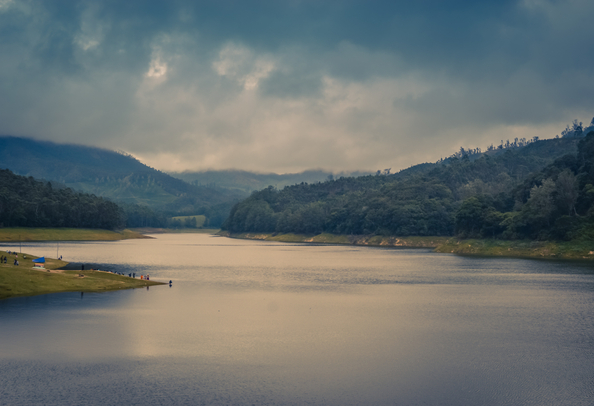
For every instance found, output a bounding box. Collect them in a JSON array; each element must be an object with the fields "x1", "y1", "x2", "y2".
[{"x1": 1, "y1": 234, "x2": 593, "y2": 406}]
